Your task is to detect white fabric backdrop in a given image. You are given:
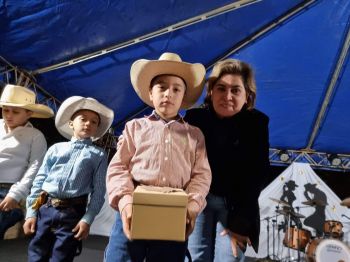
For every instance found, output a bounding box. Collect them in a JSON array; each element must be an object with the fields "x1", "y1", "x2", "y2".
[
  {"x1": 246, "y1": 162, "x2": 350, "y2": 260},
  {"x1": 90, "y1": 193, "x2": 115, "y2": 236}
]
